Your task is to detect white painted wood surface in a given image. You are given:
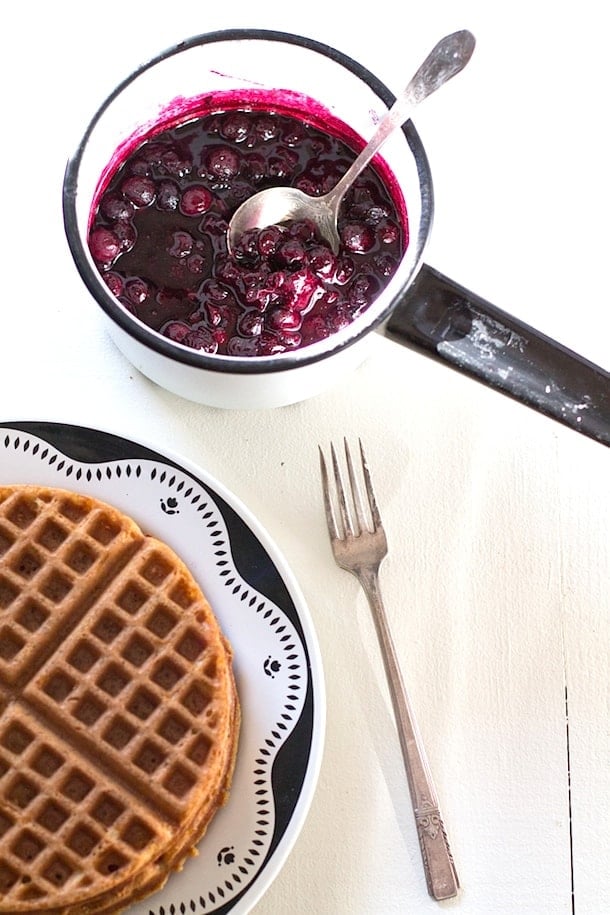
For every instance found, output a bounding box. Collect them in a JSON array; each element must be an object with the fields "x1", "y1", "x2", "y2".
[{"x1": 1, "y1": 2, "x2": 607, "y2": 912}]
